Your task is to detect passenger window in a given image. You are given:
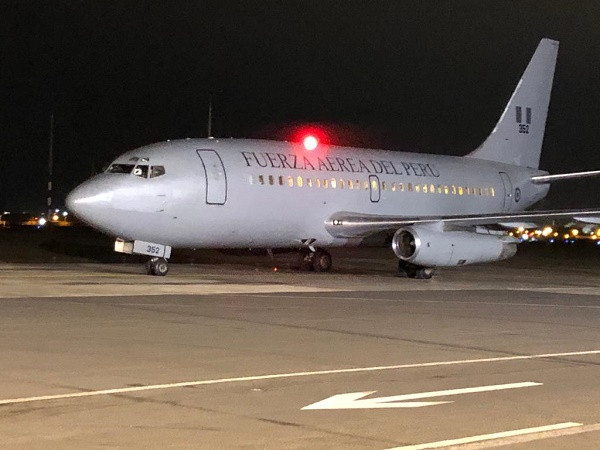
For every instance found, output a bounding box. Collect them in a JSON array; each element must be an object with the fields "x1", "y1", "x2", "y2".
[
  {"x1": 149, "y1": 165, "x2": 165, "y2": 178},
  {"x1": 363, "y1": 180, "x2": 369, "y2": 190},
  {"x1": 356, "y1": 180, "x2": 361, "y2": 189},
  {"x1": 422, "y1": 184, "x2": 427, "y2": 193},
  {"x1": 371, "y1": 179, "x2": 378, "y2": 190},
  {"x1": 407, "y1": 183, "x2": 413, "y2": 192},
  {"x1": 307, "y1": 178, "x2": 313, "y2": 187},
  {"x1": 331, "y1": 178, "x2": 337, "y2": 189},
  {"x1": 316, "y1": 179, "x2": 321, "y2": 188},
  {"x1": 444, "y1": 185, "x2": 449, "y2": 194},
  {"x1": 490, "y1": 187, "x2": 495, "y2": 196},
  {"x1": 451, "y1": 185, "x2": 456, "y2": 195},
  {"x1": 323, "y1": 179, "x2": 329, "y2": 189},
  {"x1": 339, "y1": 179, "x2": 345, "y2": 189},
  {"x1": 269, "y1": 175, "x2": 274, "y2": 185},
  {"x1": 258, "y1": 175, "x2": 264, "y2": 185},
  {"x1": 399, "y1": 183, "x2": 404, "y2": 192},
  {"x1": 348, "y1": 180, "x2": 354, "y2": 189},
  {"x1": 437, "y1": 185, "x2": 442, "y2": 194},
  {"x1": 391, "y1": 182, "x2": 396, "y2": 192},
  {"x1": 288, "y1": 176, "x2": 294, "y2": 187},
  {"x1": 297, "y1": 176, "x2": 303, "y2": 187},
  {"x1": 415, "y1": 184, "x2": 420, "y2": 193},
  {"x1": 458, "y1": 186, "x2": 463, "y2": 196},
  {"x1": 484, "y1": 188, "x2": 489, "y2": 196},
  {"x1": 133, "y1": 165, "x2": 149, "y2": 178},
  {"x1": 248, "y1": 175, "x2": 254, "y2": 184},
  {"x1": 278, "y1": 176, "x2": 284, "y2": 186}
]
